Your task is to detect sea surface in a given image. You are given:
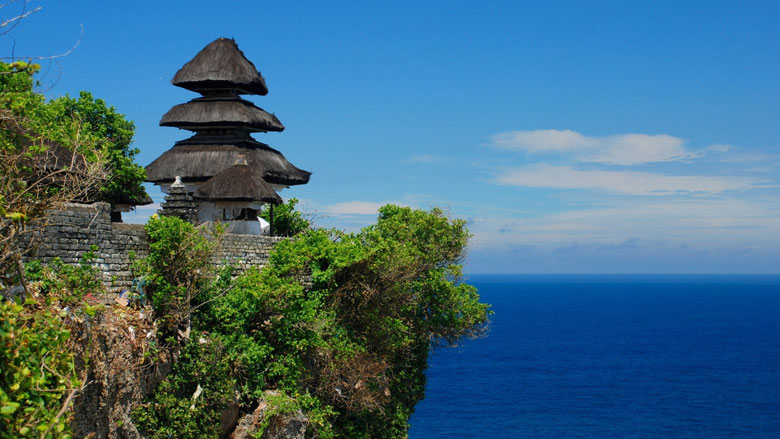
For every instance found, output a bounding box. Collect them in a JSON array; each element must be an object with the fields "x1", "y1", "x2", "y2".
[{"x1": 408, "y1": 275, "x2": 780, "y2": 438}]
